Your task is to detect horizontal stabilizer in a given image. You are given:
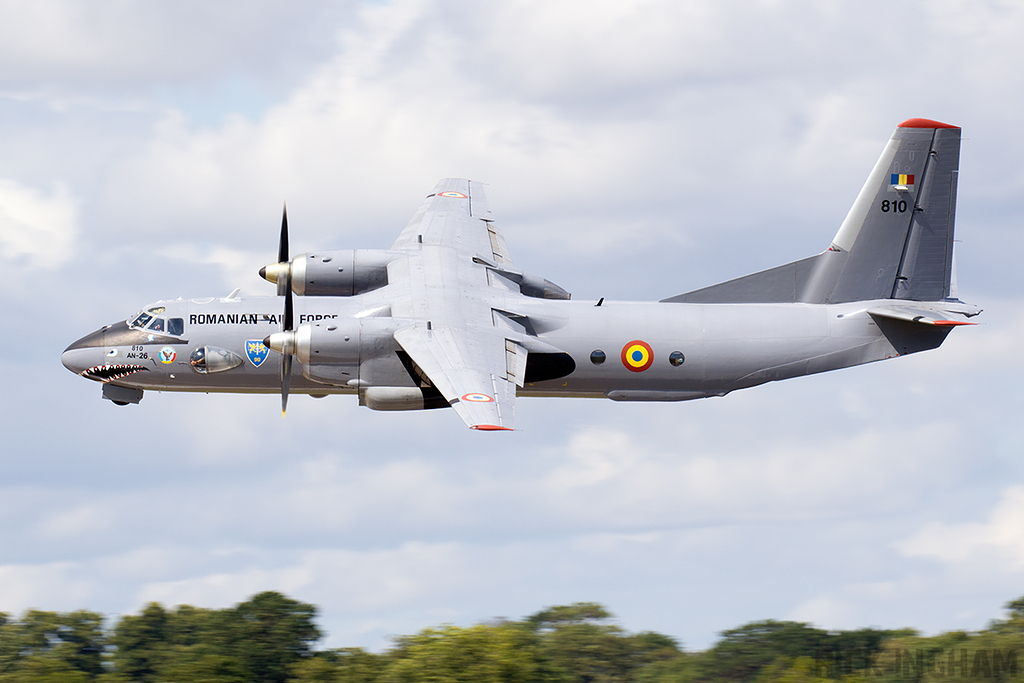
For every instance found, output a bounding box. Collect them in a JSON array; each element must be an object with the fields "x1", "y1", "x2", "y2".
[{"x1": 867, "y1": 305, "x2": 979, "y2": 326}]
